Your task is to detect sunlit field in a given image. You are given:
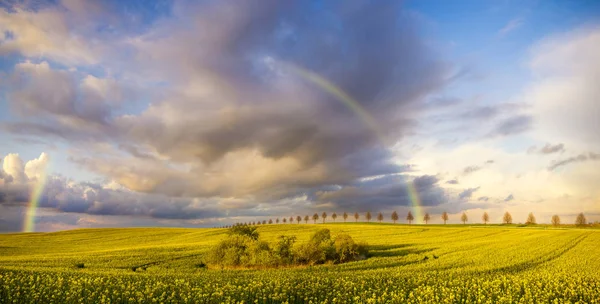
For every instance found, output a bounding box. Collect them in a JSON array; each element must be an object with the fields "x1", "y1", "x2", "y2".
[{"x1": 1, "y1": 224, "x2": 599, "y2": 303}]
